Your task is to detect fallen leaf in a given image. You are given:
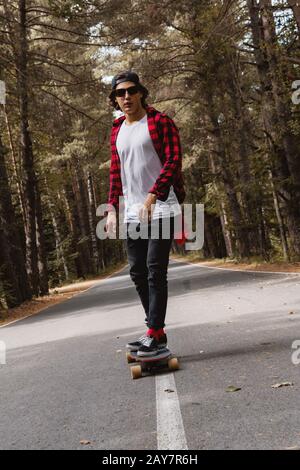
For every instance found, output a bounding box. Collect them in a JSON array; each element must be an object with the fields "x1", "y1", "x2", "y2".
[
  {"x1": 226, "y1": 385, "x2": 241, "y2": 393},
  {"x1": 271, "y1": 382, "x2": 294, "y2": 388},
  {"x1": 80, "y1": 440, "x2": 91, "y2": 445}
]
